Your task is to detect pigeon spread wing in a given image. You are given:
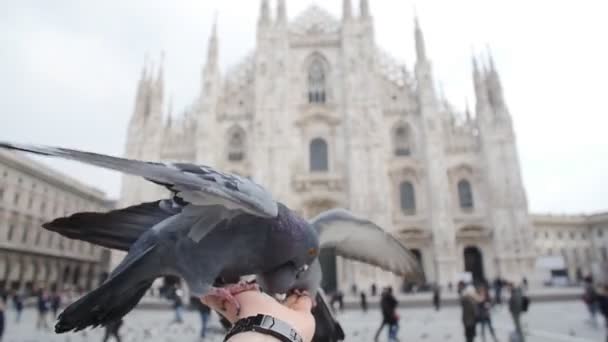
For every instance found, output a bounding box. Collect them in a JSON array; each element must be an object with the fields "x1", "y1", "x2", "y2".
[
  {"x1": 0, "y1": 142, "x2": 278, "y2": 219},
  {"x1": 310, "y1": 208, "x2": 423, "y2": 281}
]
